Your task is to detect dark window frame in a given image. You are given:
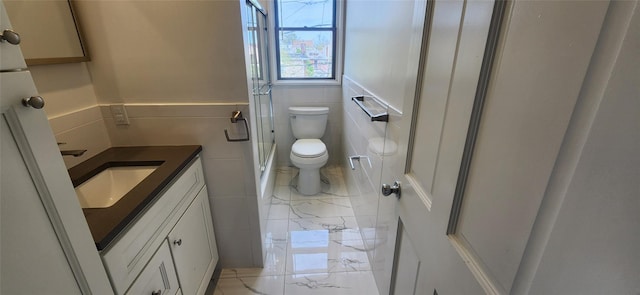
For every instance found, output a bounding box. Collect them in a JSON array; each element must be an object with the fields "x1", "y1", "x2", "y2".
[{"x1": 273, "y1": 0, "x2": 337, "y2": 80}]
